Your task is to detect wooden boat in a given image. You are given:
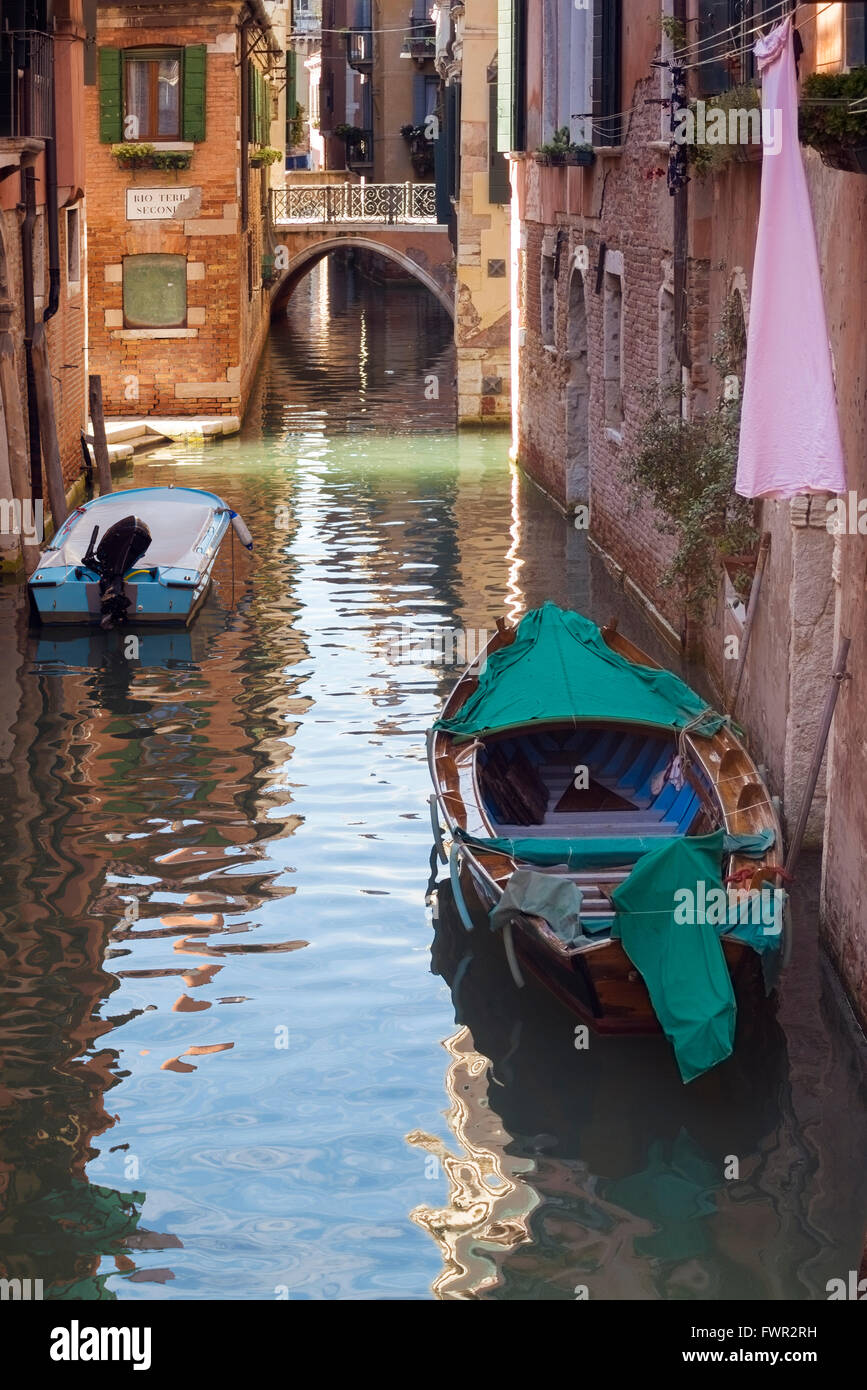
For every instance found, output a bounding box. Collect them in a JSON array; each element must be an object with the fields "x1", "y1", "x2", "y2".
[
  {"x1": 28, "y1": 486, "x2": 252, "y2": 629},
  {"x1": 428, "y1": 604, "x2": 788, "y2": 1067}
]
